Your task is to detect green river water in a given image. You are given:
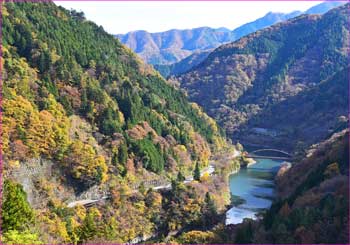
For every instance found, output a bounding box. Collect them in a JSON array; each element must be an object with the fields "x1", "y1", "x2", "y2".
[{"x1": 226, "y1": 158, "x2": 283, "y2": 224}]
